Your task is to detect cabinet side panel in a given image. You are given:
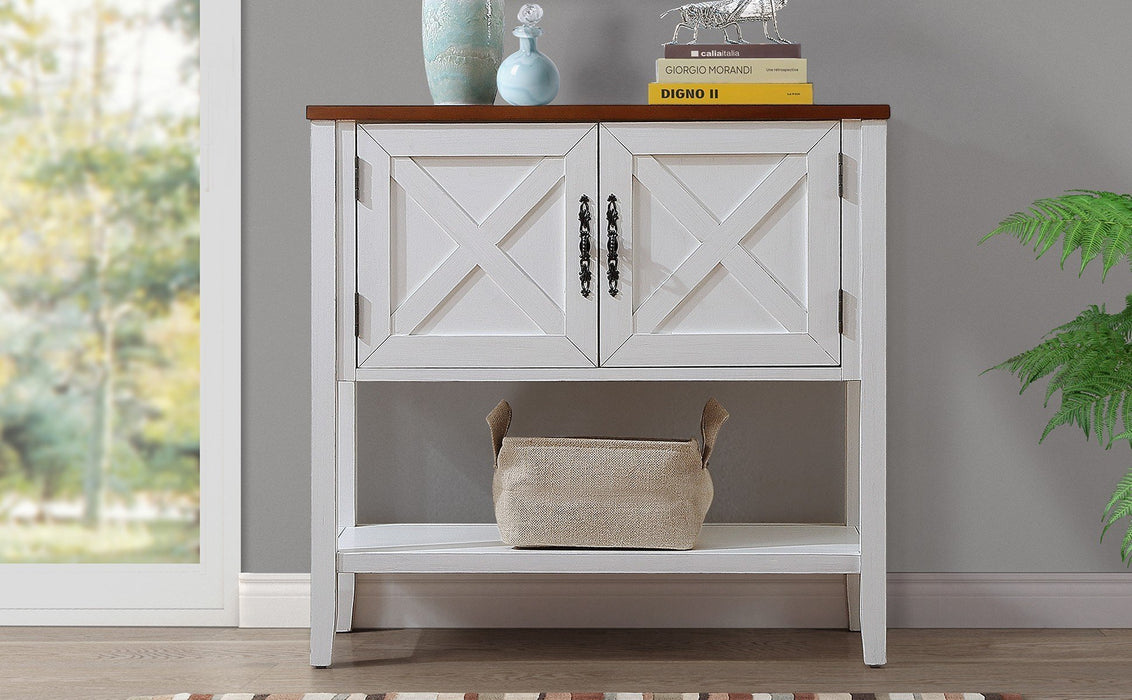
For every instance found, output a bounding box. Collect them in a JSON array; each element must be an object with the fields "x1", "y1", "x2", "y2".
[
  {"x1": 310, "y1": 120, "x2": 338, "y2": 667},
  {"x1": 858, "y1": 119, "x2": 888, "y2": 666}
]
